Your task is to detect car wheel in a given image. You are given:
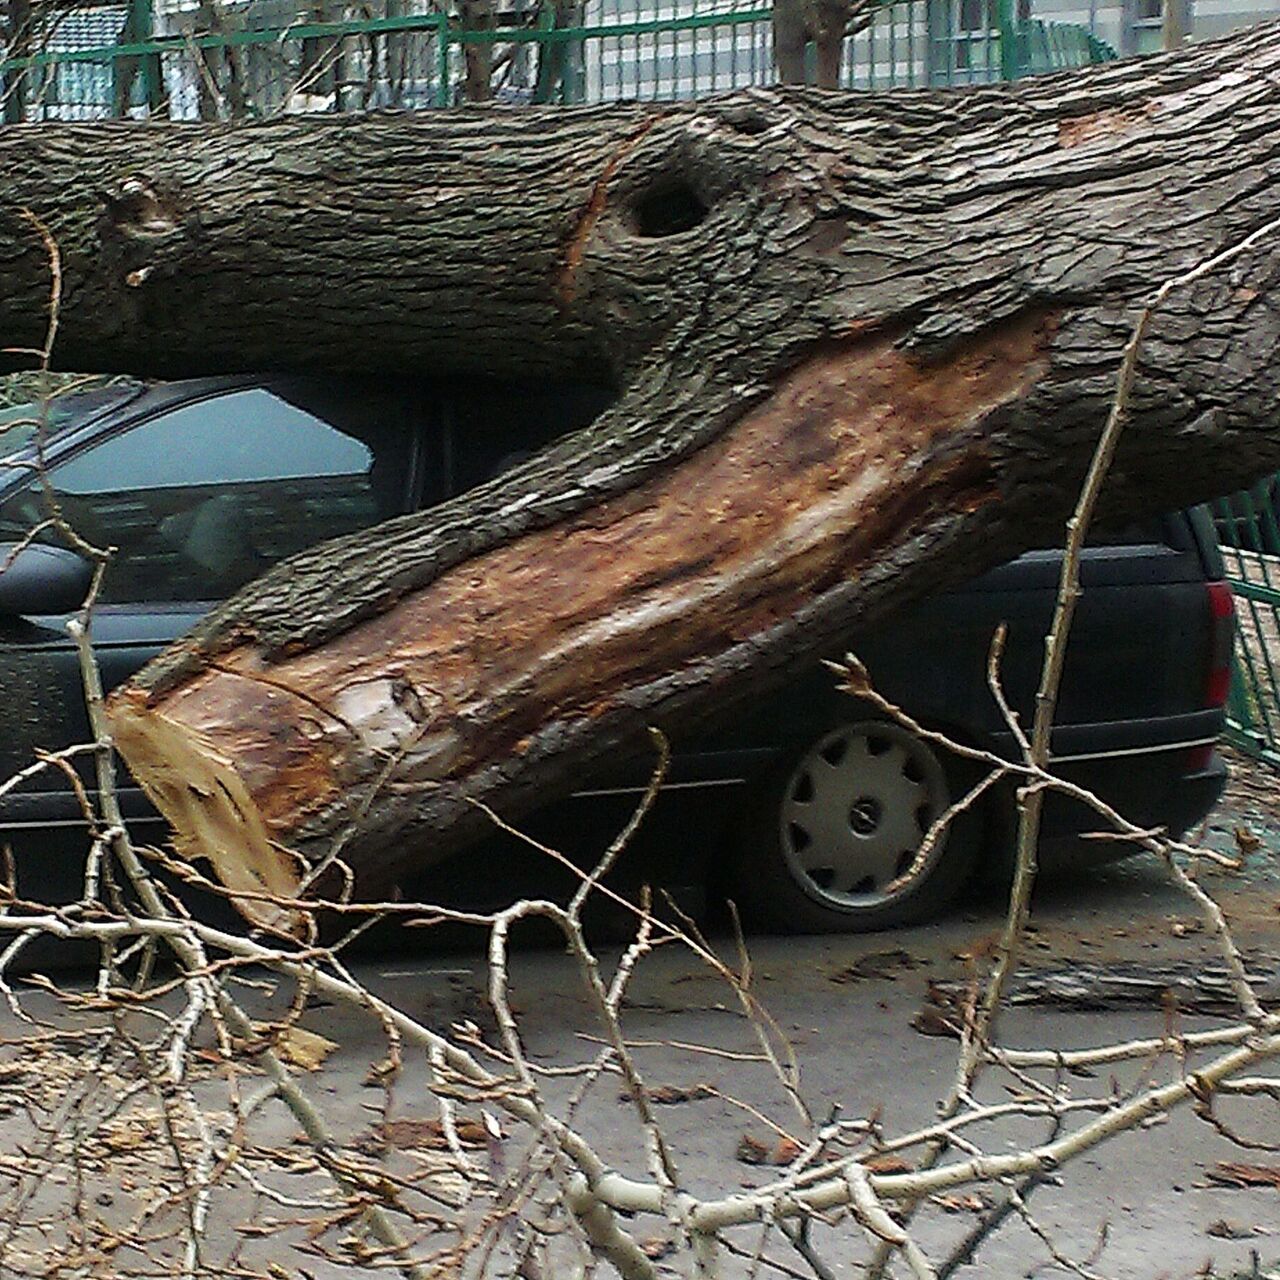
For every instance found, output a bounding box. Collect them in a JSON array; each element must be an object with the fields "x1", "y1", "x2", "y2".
[{"x1": 734, "y1": 720, "x2": 980, "y2": 933}]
